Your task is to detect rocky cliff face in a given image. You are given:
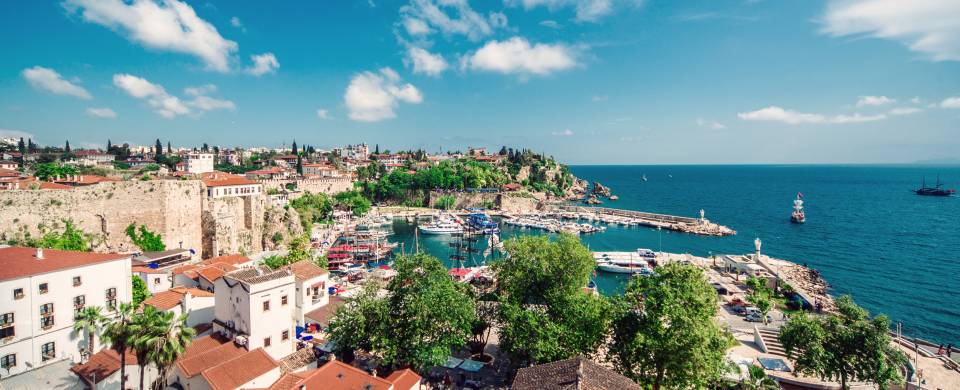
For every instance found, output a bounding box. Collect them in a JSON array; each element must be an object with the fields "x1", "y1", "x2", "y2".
[{"x1": 262, "y1": 206, "x2": 304, "y2": 250}]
